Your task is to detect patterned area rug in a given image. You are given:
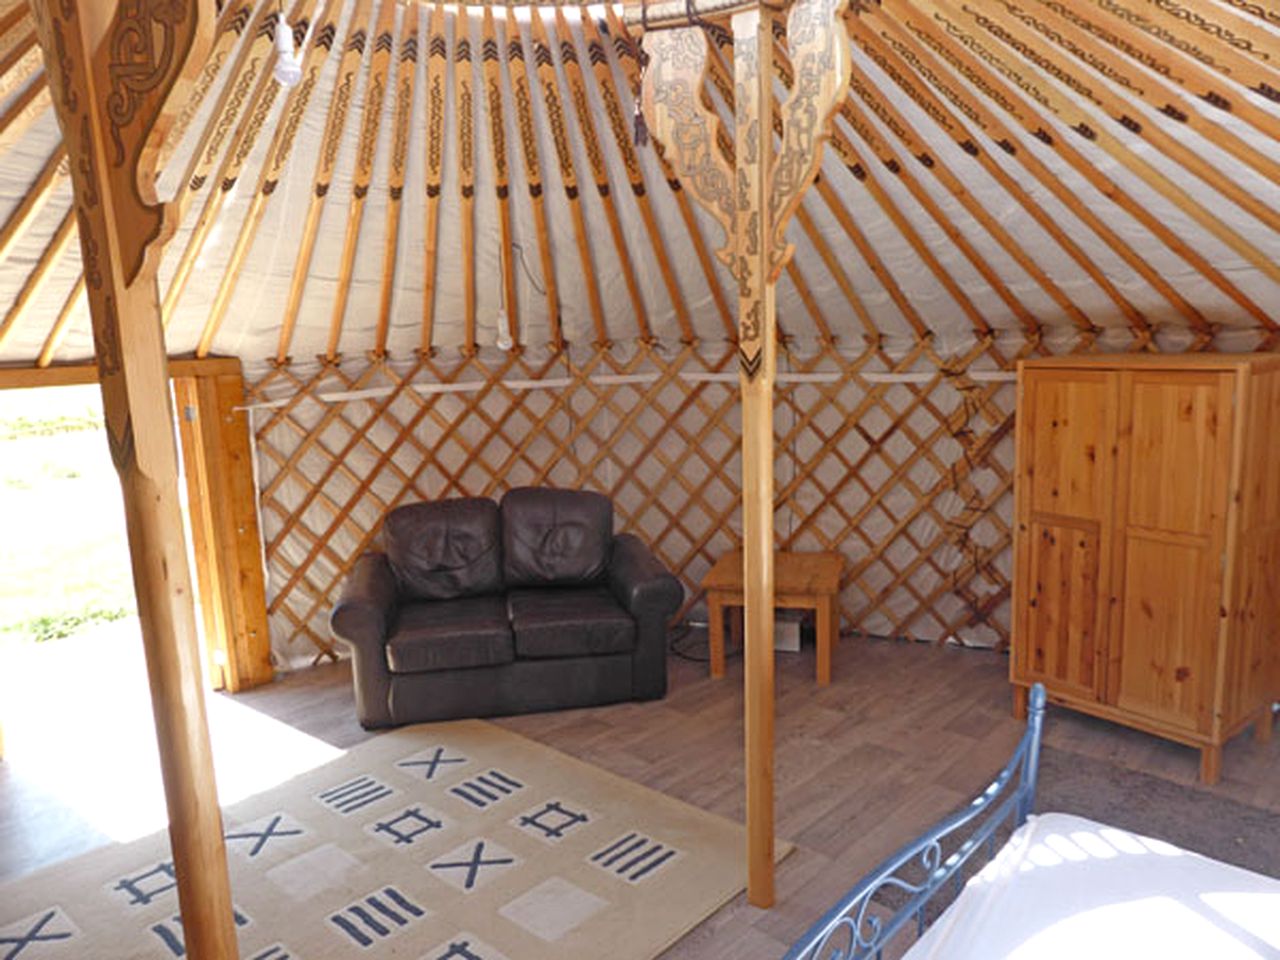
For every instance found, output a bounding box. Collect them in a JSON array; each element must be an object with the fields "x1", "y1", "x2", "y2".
[{"x1": 0, "y1": 720, "x2": 767, "y2": 959}]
